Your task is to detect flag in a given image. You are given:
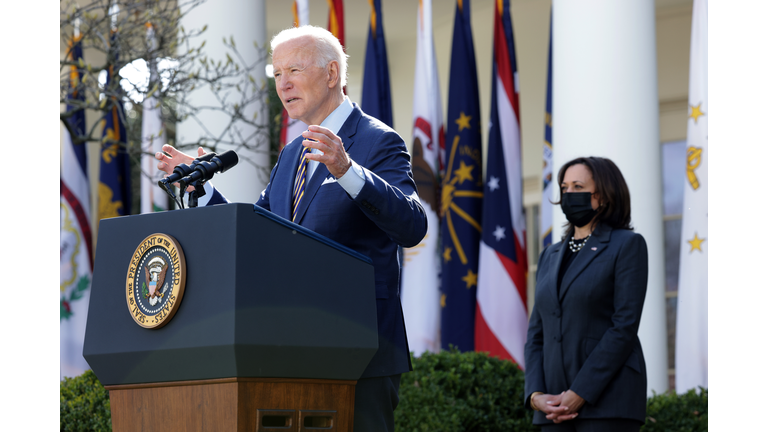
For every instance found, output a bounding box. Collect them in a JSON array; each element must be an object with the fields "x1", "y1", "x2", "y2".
[
  {"x1": 326, "y1": 0, "x2": 345, "y2": 48},
  {"x1": 360, "y1": 0, "x2": 392, "y2": 127},
  {"x1": 401, "y1": 0, "x2": 444, "y2": 355},
  {"x1": 675, "y1": 0, "x2": 708, "y2": 393},
  {"x1": 440, "y1": 0, "x2": 483, "y2": 353},
  {"x1": 61, "y1": 32, "x2": 94, "y2": 379},
  {"x1": 475, "y1": 0, "x2": 527, "y2": 367},
  {"x1": 541, "y1": 13, "x2": 554, "y2": 249},
  {"x1": 99, "y1": 30, "x2": 132, "y2": 220},
  {"x1": 279, "y1": 0, "x2": 309, "y2": 151},
  {"x1": 292, "y1": 0, "x2": 309, "y2": 28},
  {"x1": 141, "y1": 23, "x2": 167, "y2": 214}
]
